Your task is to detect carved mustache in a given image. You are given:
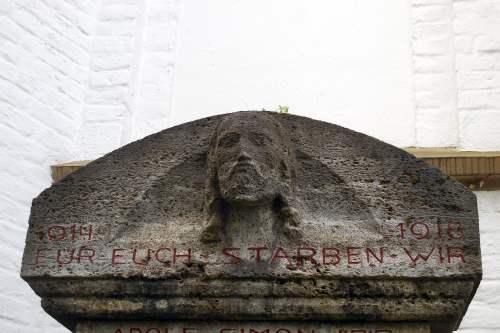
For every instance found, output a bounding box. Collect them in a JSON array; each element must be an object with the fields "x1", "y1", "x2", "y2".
[{"x1": 229, "y1": 160, "x2": 262, "y2": 178}]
